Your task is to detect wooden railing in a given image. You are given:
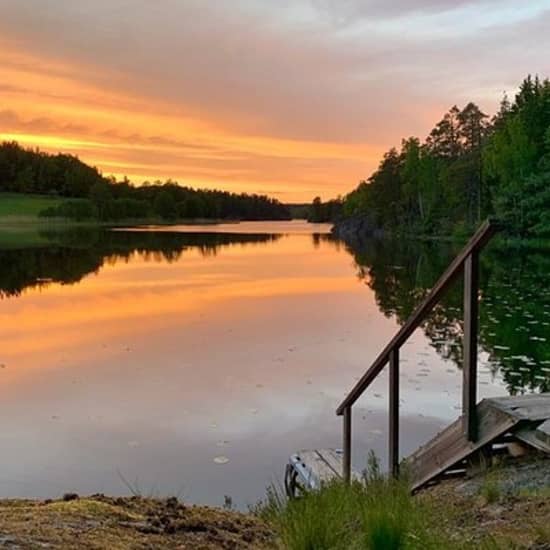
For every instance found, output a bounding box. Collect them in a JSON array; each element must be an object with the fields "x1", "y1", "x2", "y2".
[{"x1": 336, "y1": 219, "x2": 500, "y2": 481}]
